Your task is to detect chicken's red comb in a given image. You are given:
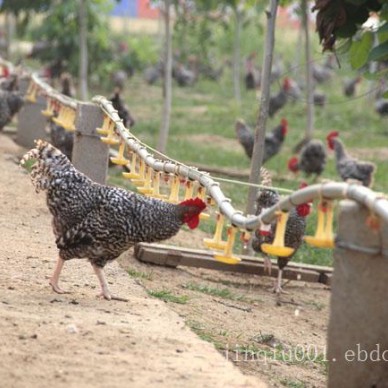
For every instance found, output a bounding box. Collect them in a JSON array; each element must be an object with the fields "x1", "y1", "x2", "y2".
[
  {"x1": 283, "y1": 78, "x2": 291, "y2": 90},
  {"x1": 299, "y1": 181, "x2": 308, "y2": 189},
  {"x1": 326, "y1": 131, "x2": 339, "y2": 140},
  {"x1": 296, "y1": 203, "x2": 311, "y2": 217},
  {"x1": 287, "y1": 156, "x2": 299, "y2": 172},
  {"x1": 179, "y1": 197, "x2": 207, "y2": 211}
]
